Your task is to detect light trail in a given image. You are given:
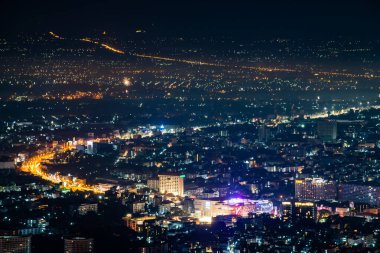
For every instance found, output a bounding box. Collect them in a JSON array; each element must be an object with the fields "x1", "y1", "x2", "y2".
[
  {"x1": 80, "y1": 38, "x2": 125, "y2": 54},
  {"x1": 100, "y1": 43, "x2": 125, "y2": 54},
  {"x1": 134, "y1": 54, "x2": 226, "y2": 67},
  {"x1": 49, "y1": 32, "x2": 65, "y2": 40},
  {"x1": 48, "y1": 32, "x2": 380, "y2": 79},
  {"x1": 48, "y1": 32, "x2": 298, "y2": 73},
  {"x1": 80, "y1": 38, "x2": 99, "y2": 44},
  {"x1": 21, "y1": 145, "x2": 105, "y2": 194}
]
